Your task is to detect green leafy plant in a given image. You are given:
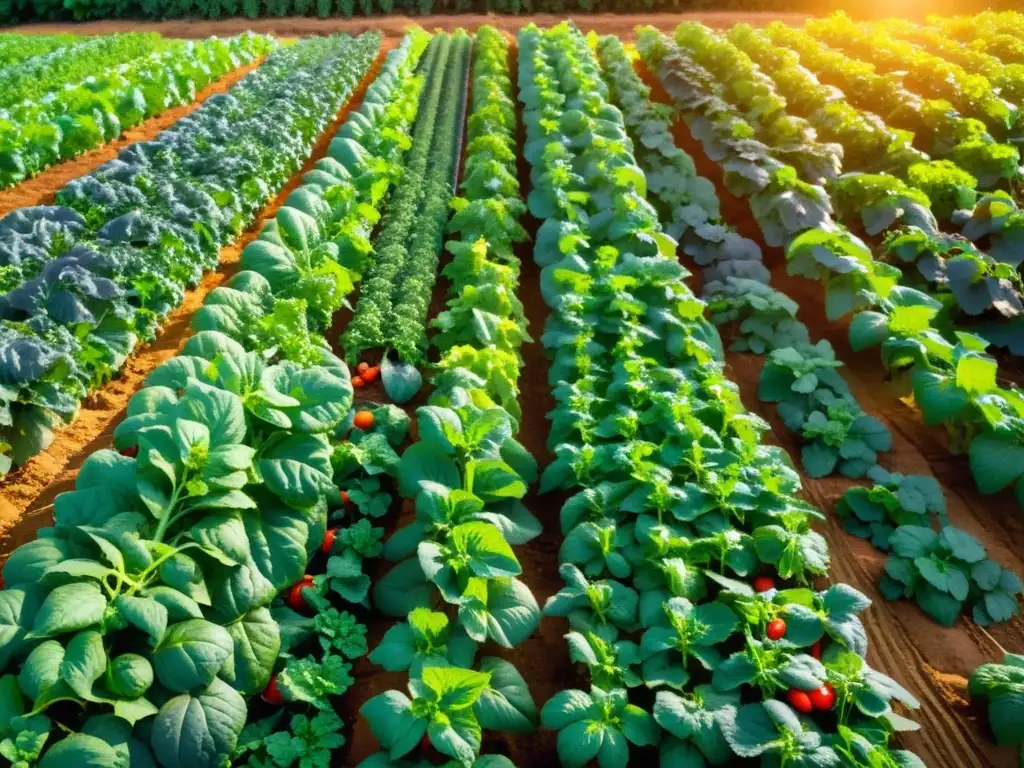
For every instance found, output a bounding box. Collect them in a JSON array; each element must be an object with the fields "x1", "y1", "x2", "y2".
[
  {"x1": 881, "y1": 524, "x2": 1023, "y2": 626},
  {"x1": 968, "y1": 653, "x2": 1024, "y2": 765}
]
